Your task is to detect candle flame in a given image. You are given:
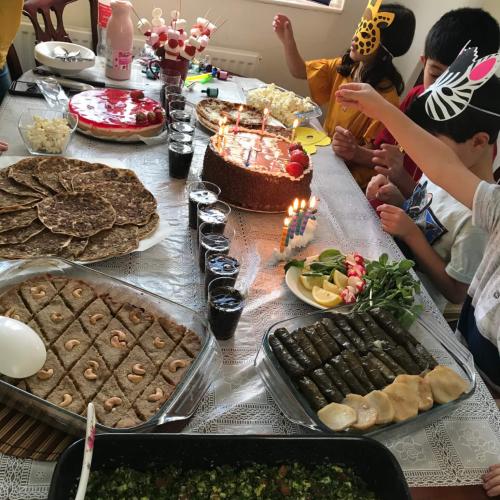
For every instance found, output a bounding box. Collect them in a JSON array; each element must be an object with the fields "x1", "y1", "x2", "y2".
[
  {"x1": 292, "y1": 118, "x2": 299, "y2": 129},
  {"x1": 309, "y1": 196, "x2": 317, "y2": 209},
  {"x1": 300, "y1": 199, "x2": 306, "y2": 209},
  {"x1": 263, "y1": 108, "x2": 269, "y2": 116},
  {"x1": 288, "y1": 206, "x2": 294, "y2": 217},
  {"x1": 293, "y1": 198, "x2": 299, "y2": 211},
  {"x1": 238, "y1": 105, "x2": 244, "y2": 112},
  {"x1": 284, "y1": 217, "x2": 290, "y2": 227}
]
